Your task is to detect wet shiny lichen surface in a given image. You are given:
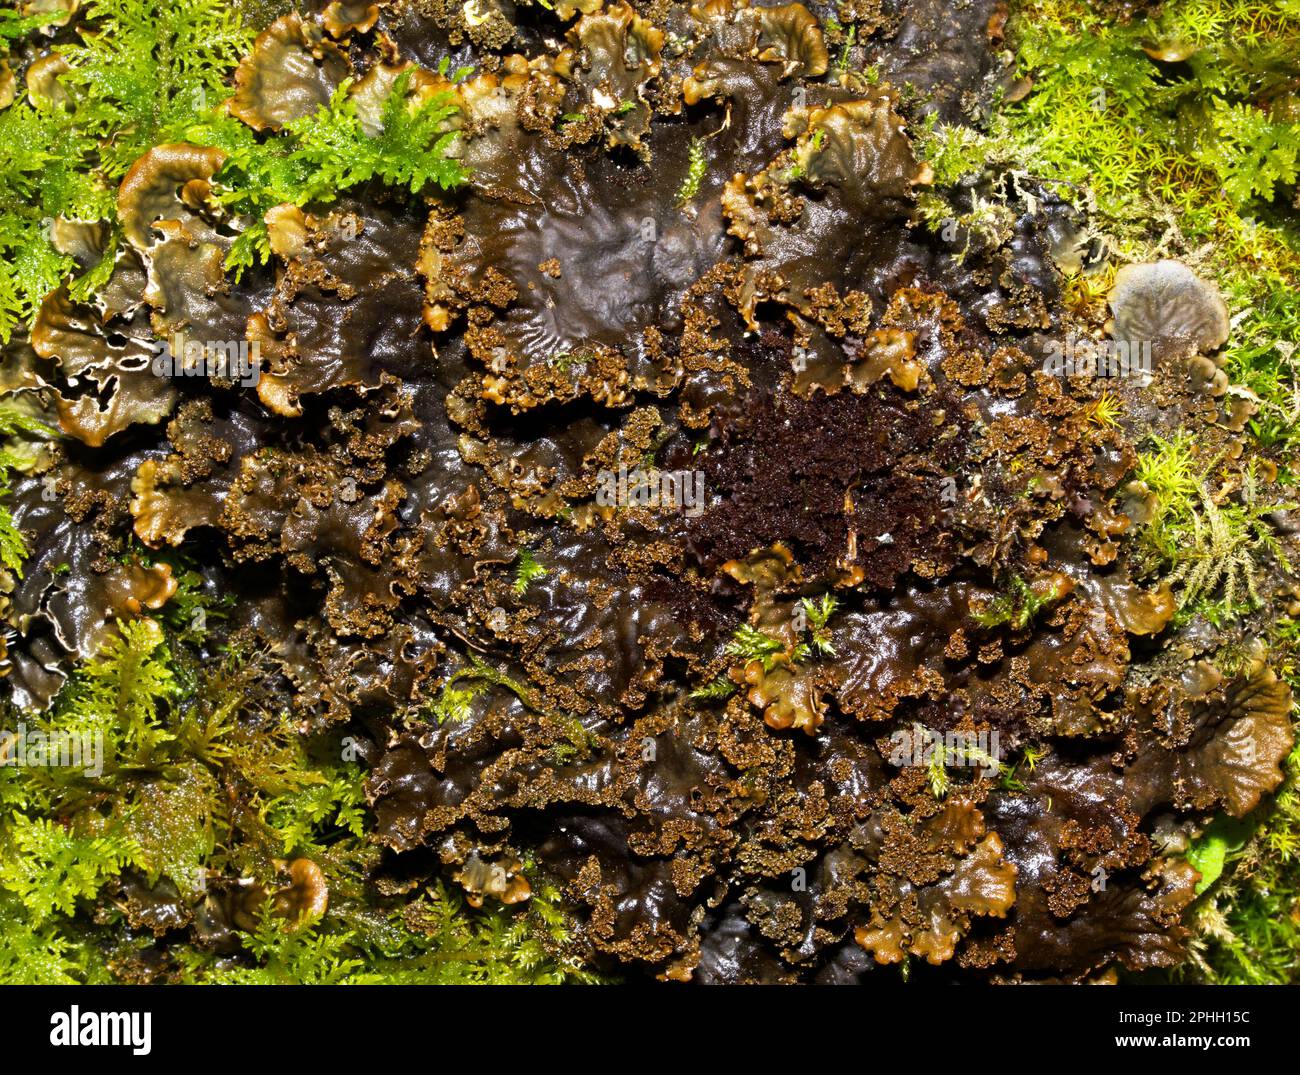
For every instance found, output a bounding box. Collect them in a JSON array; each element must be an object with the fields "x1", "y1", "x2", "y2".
[{"x1": 1, "y1": 0, "x2": 1299, "y2": 983}]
